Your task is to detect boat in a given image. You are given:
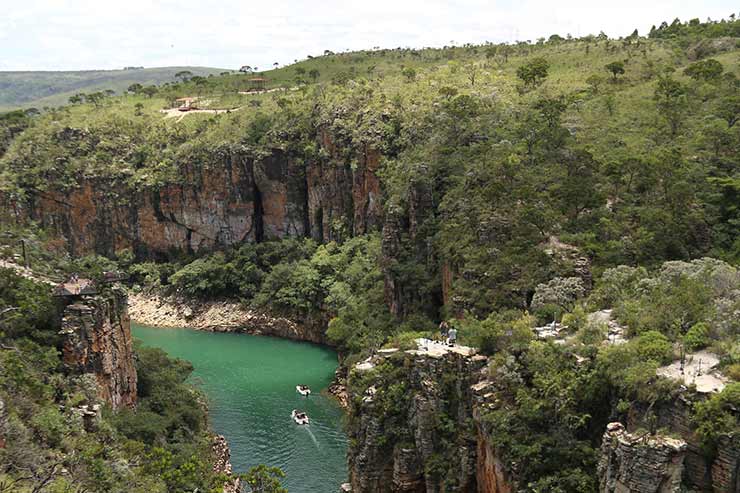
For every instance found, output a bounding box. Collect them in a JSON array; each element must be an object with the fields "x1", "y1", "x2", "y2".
[
  {"x1": 292, "y1": 409, "x2": 309, "y2": 425},
  {"x1": 296, "y1": 385, "x2": 311, "y2": 396}
]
